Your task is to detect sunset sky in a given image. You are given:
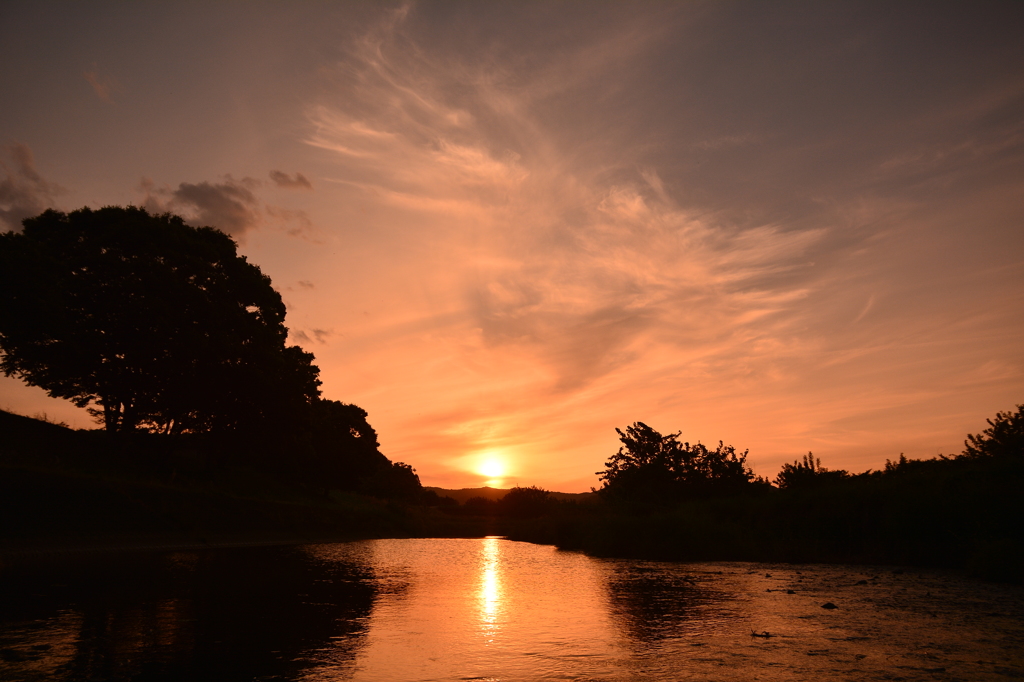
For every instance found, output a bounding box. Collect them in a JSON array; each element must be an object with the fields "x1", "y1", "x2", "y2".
[{"x1": 1, "y1": 2, "x2": 1022, "y2": 491}]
